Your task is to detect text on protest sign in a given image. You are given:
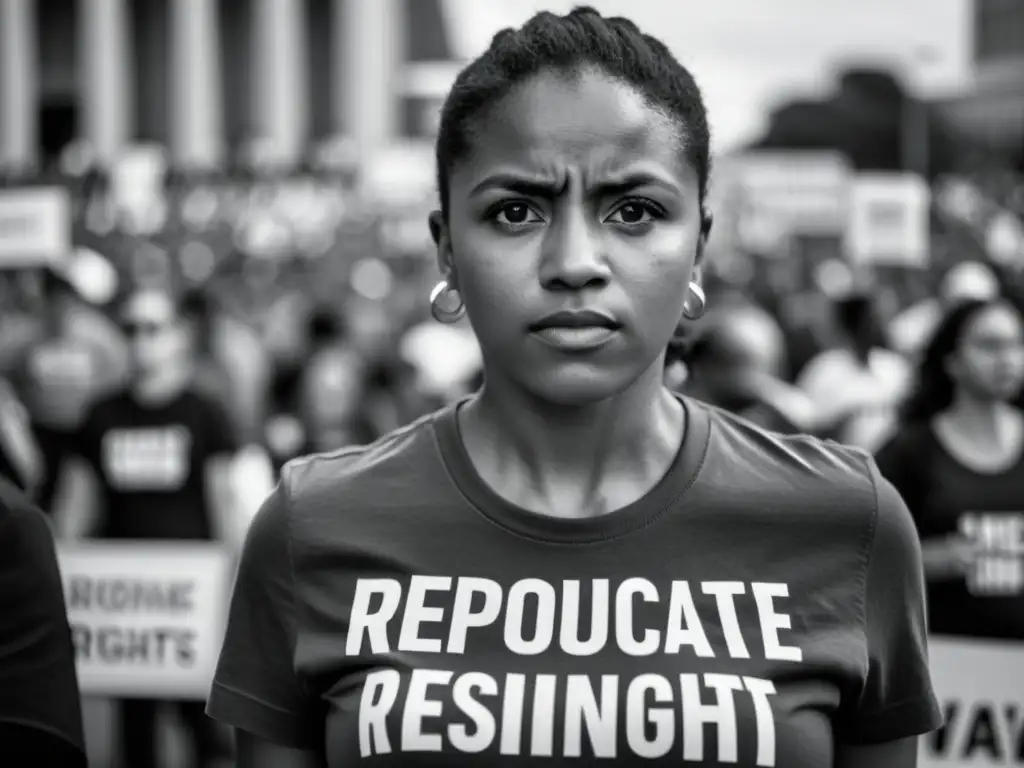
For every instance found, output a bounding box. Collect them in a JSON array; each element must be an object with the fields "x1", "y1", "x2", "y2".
[
  {"x1": 57, "y1": 542, "x2": 232, "y2": 699},
  {"x1": 921, "y1": 636, "x2": 1024, "y2": 767},
  {"x1": 347, "y1": 575, "x2": 804, "y2": 764},
  {"x1": 0, "y1": 187, "x2": 71, "y2": 267}
]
